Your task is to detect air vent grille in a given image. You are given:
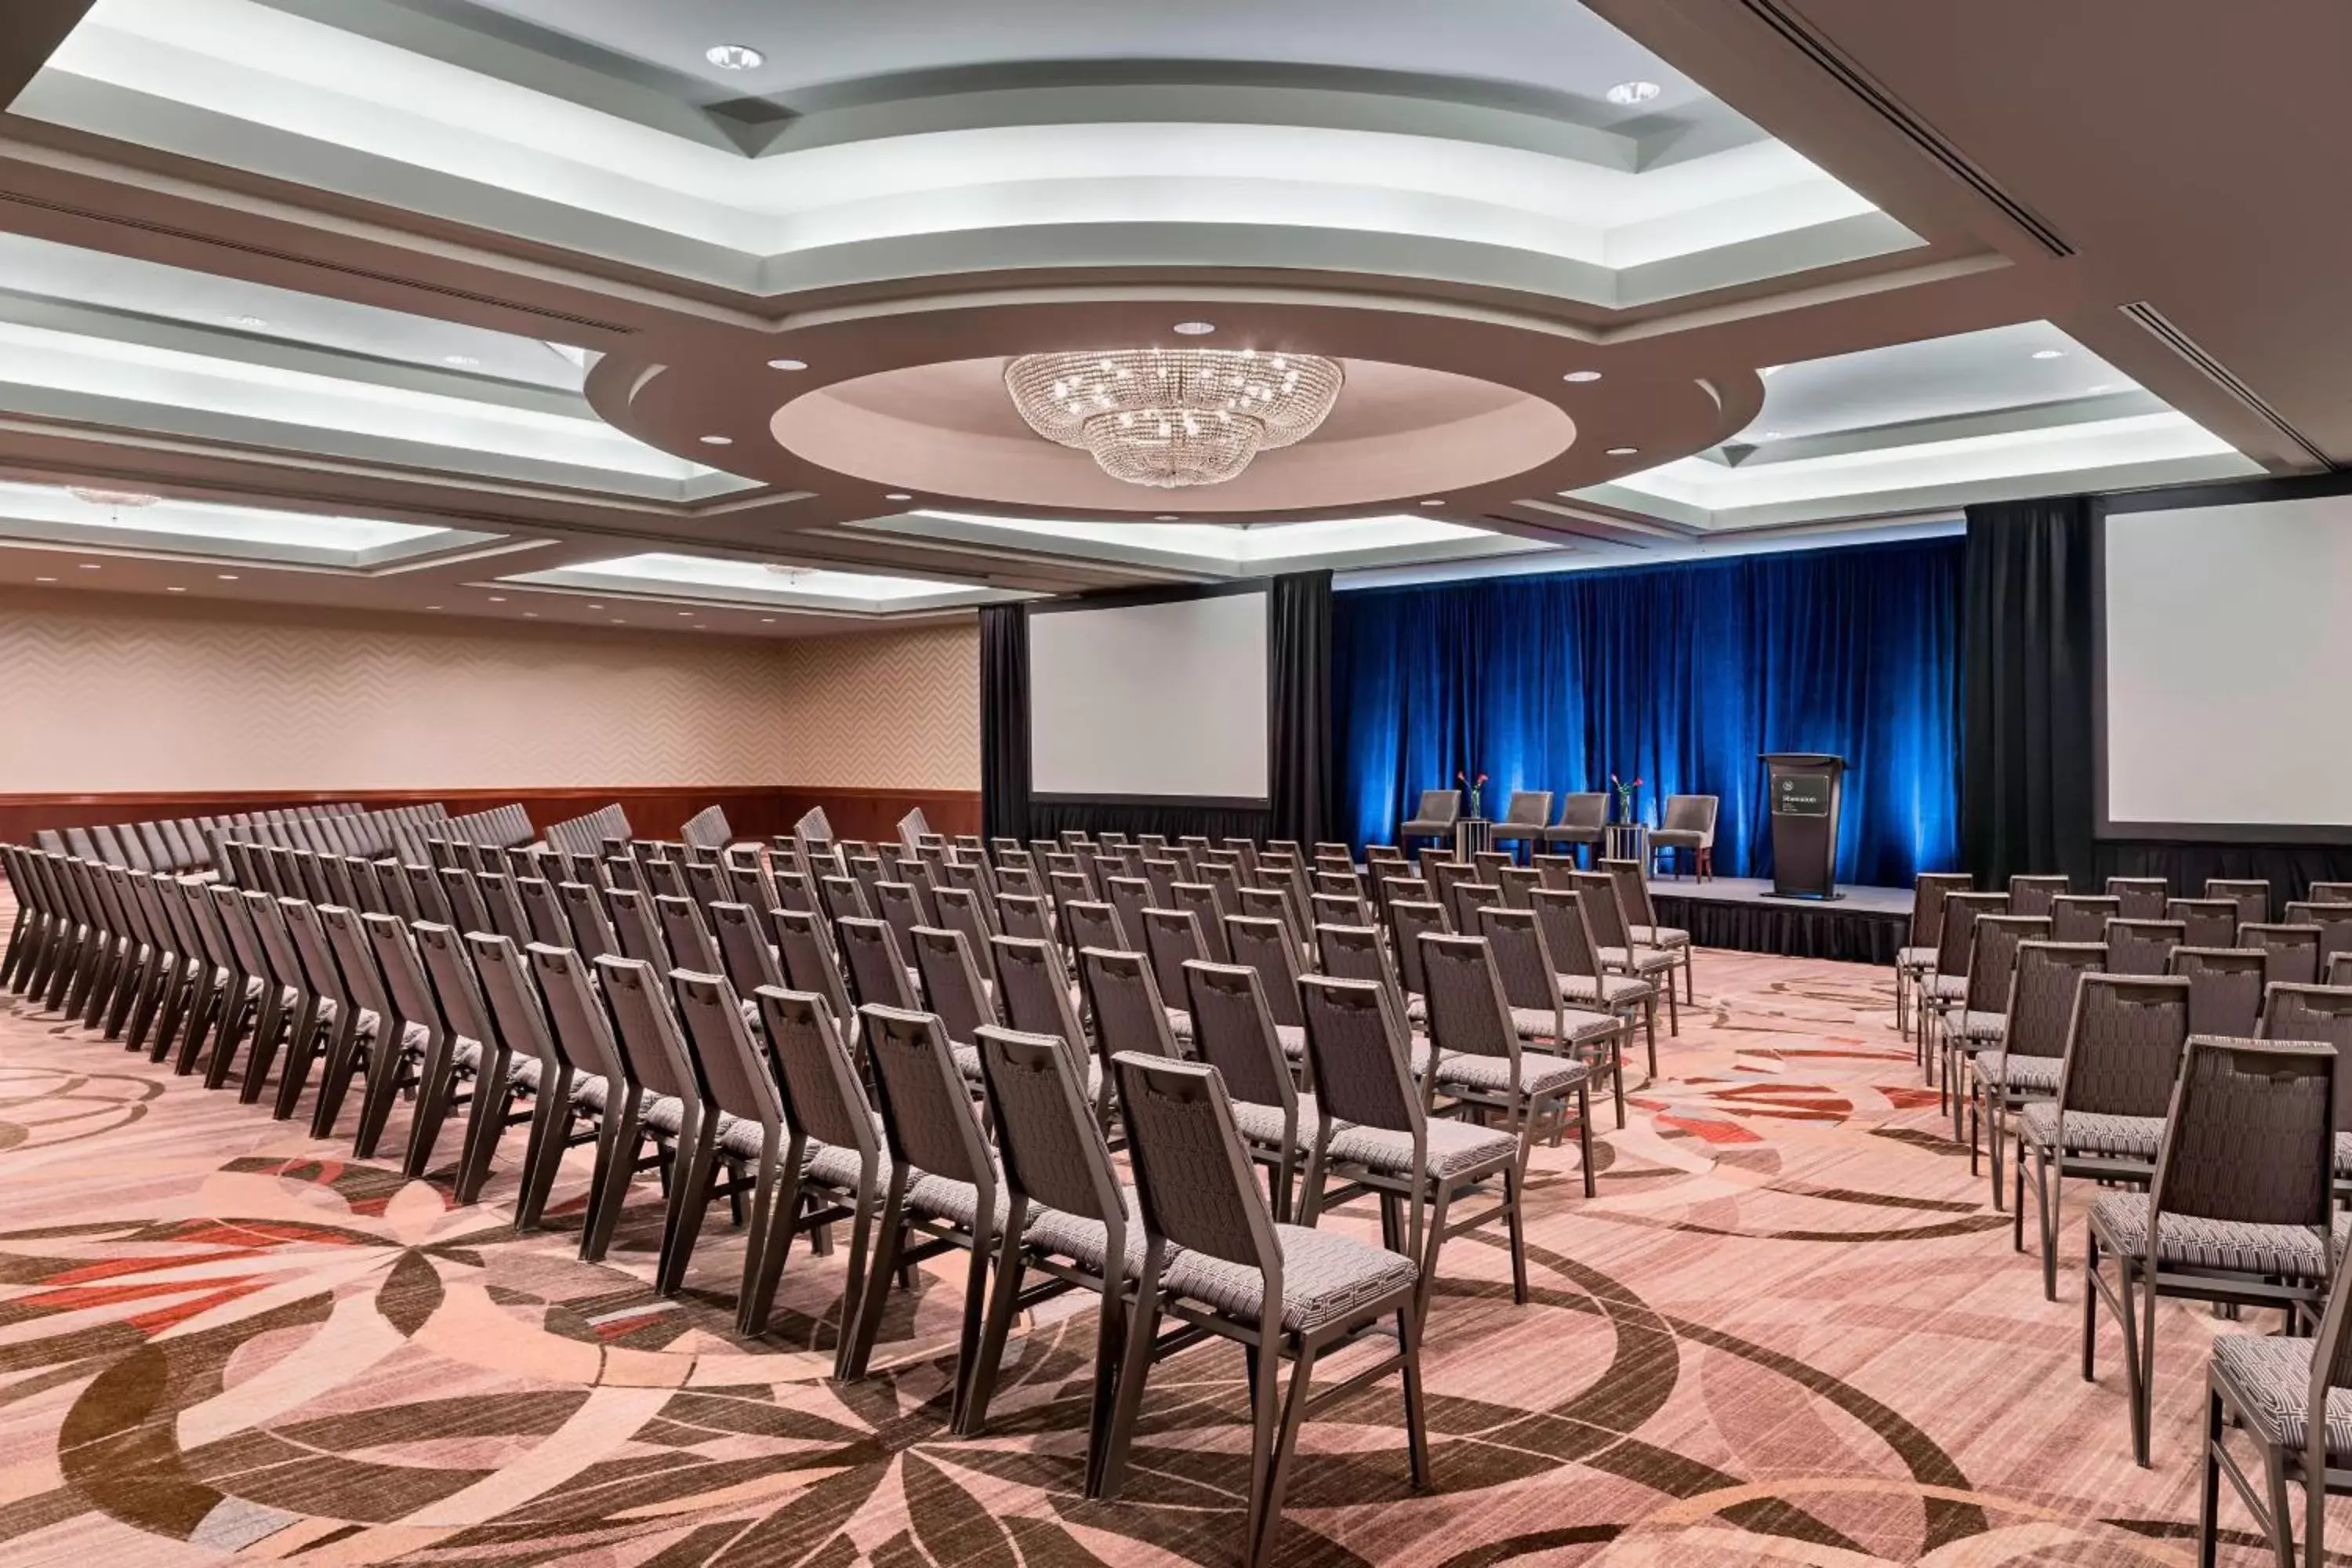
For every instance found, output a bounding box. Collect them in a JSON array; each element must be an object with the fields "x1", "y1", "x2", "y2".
[{"x1": 2119, "y1": 301, "x2": 2330, "y2": 468}]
